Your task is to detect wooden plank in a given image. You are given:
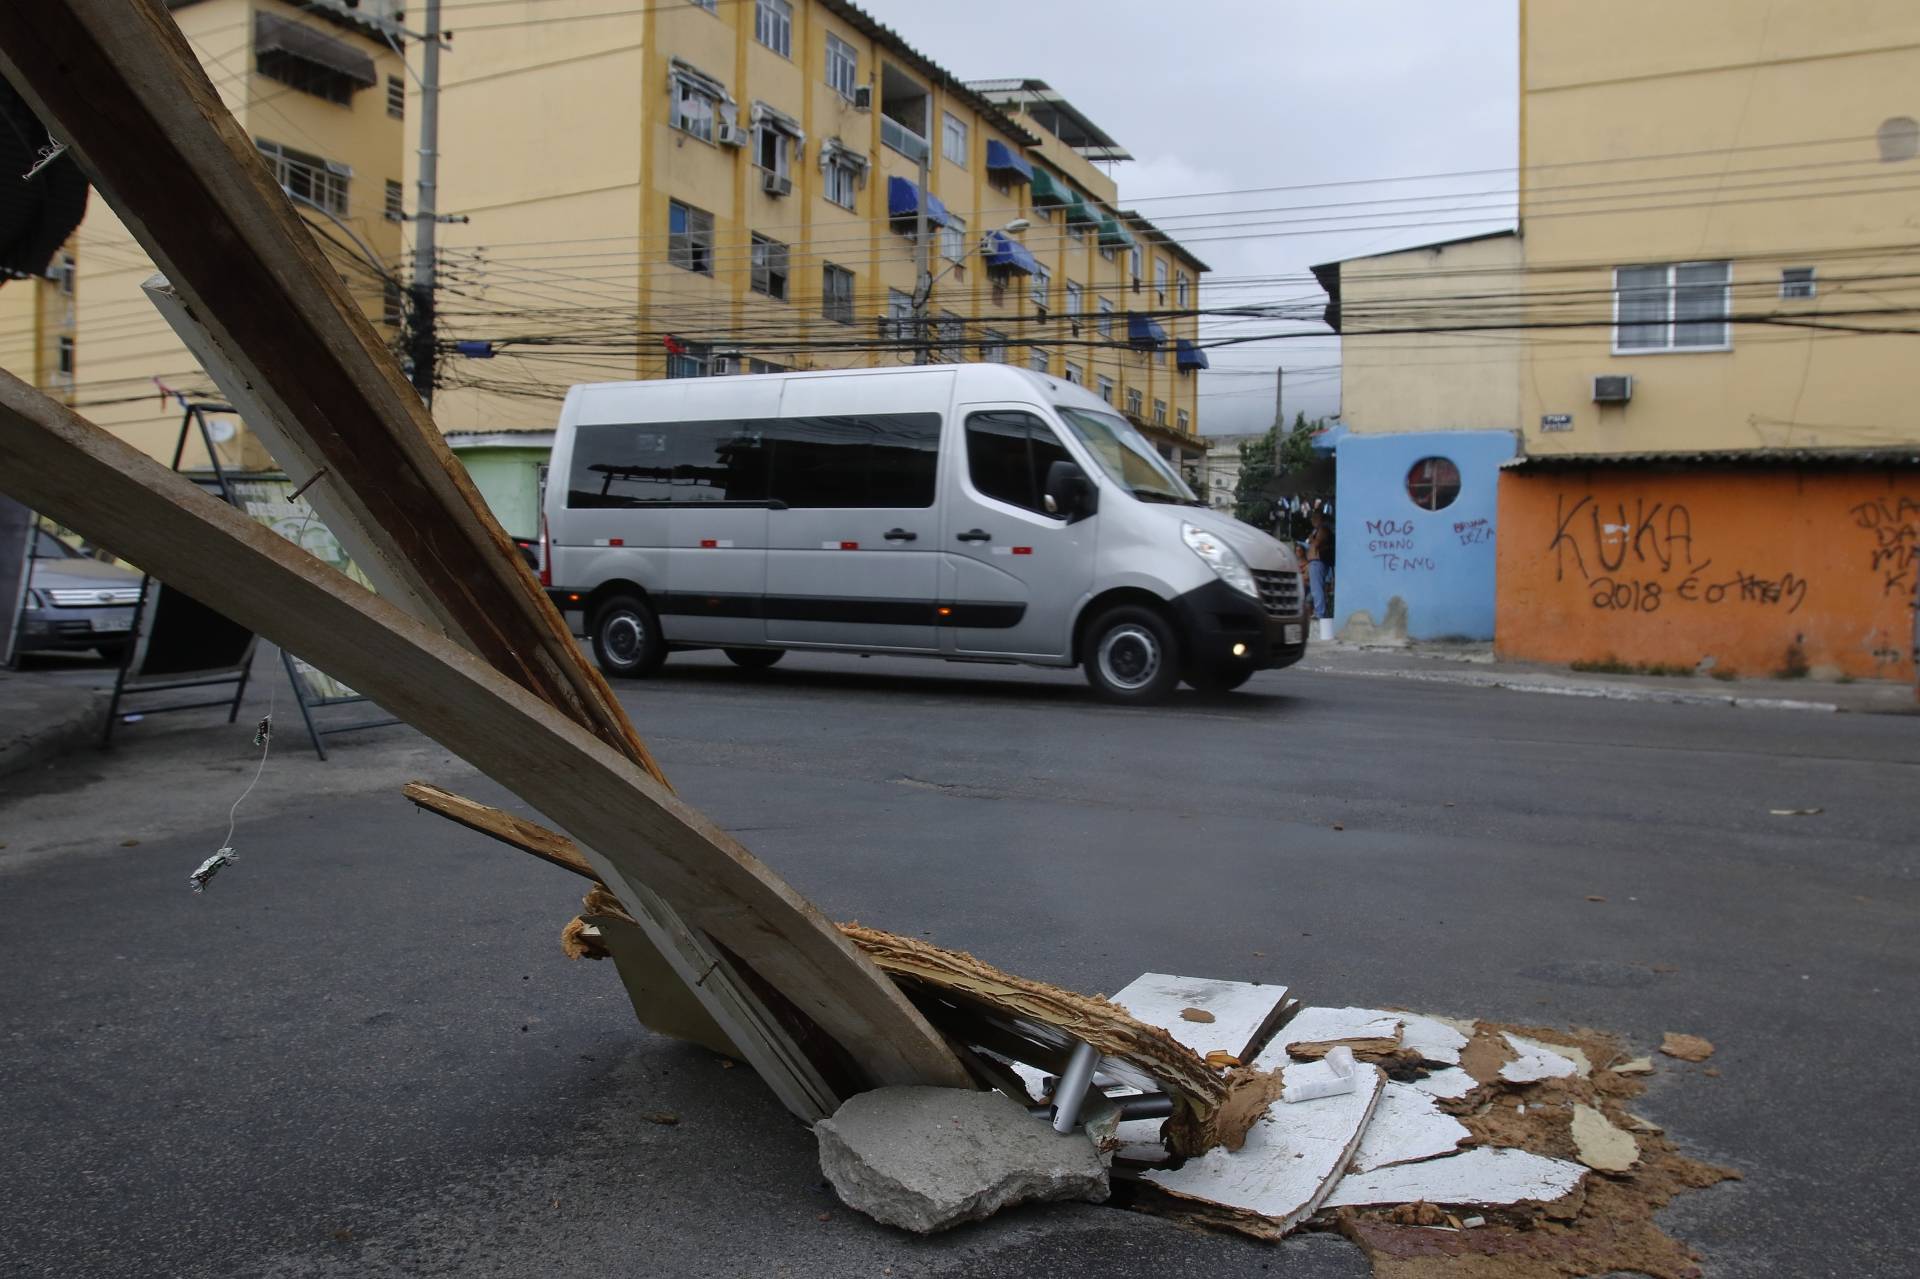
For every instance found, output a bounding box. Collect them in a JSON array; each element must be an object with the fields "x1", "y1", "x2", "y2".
[
  {"x1": 0, "y1": 372, "x2": 971, "y2": 1096},
  {"x1": 403, "y1": 782, "x2": 598, "y2": 880}
]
